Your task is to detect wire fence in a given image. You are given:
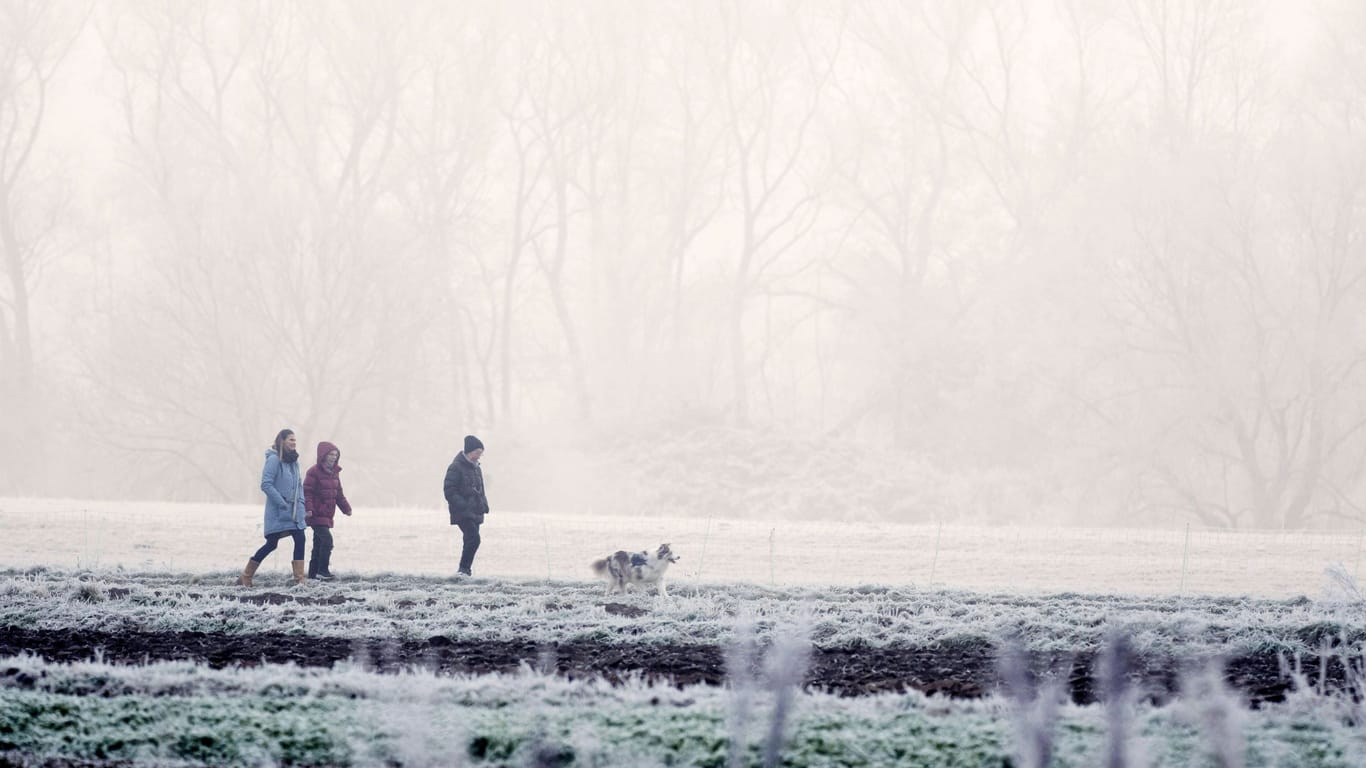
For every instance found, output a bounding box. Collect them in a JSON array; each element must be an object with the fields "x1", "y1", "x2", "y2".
[{"x1": 0, "y1": 497, "x2": 1359, "y2": 598}]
